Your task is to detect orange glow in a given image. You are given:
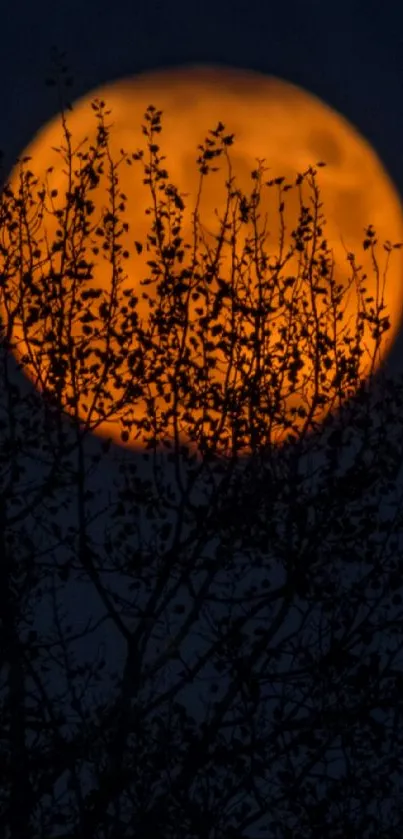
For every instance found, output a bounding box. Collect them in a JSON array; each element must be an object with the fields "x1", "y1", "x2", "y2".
[{"x1": 3, "y1": 66, "x2": 403, "y2": 456}]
